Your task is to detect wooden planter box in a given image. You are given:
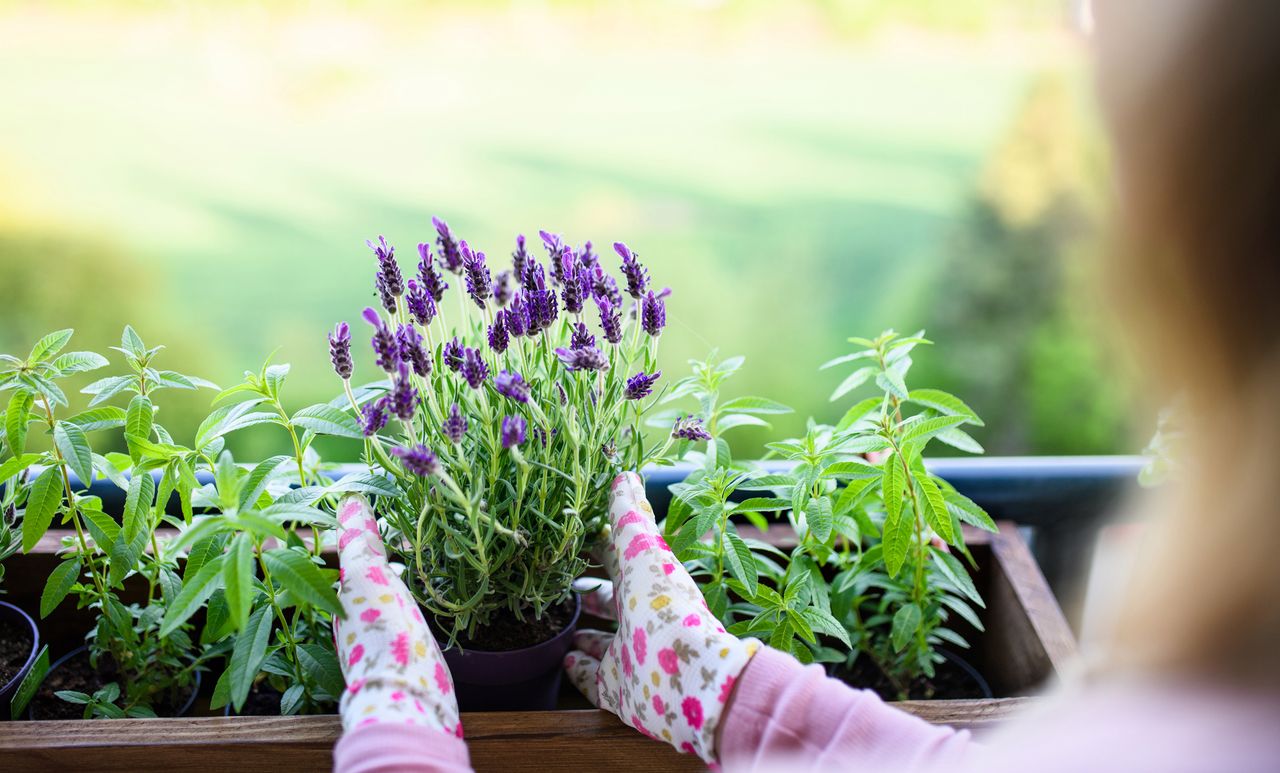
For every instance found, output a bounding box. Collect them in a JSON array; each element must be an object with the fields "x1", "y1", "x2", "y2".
[{"x1": 0, "y1": 523, "x2": 1074, "y2": 771}]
